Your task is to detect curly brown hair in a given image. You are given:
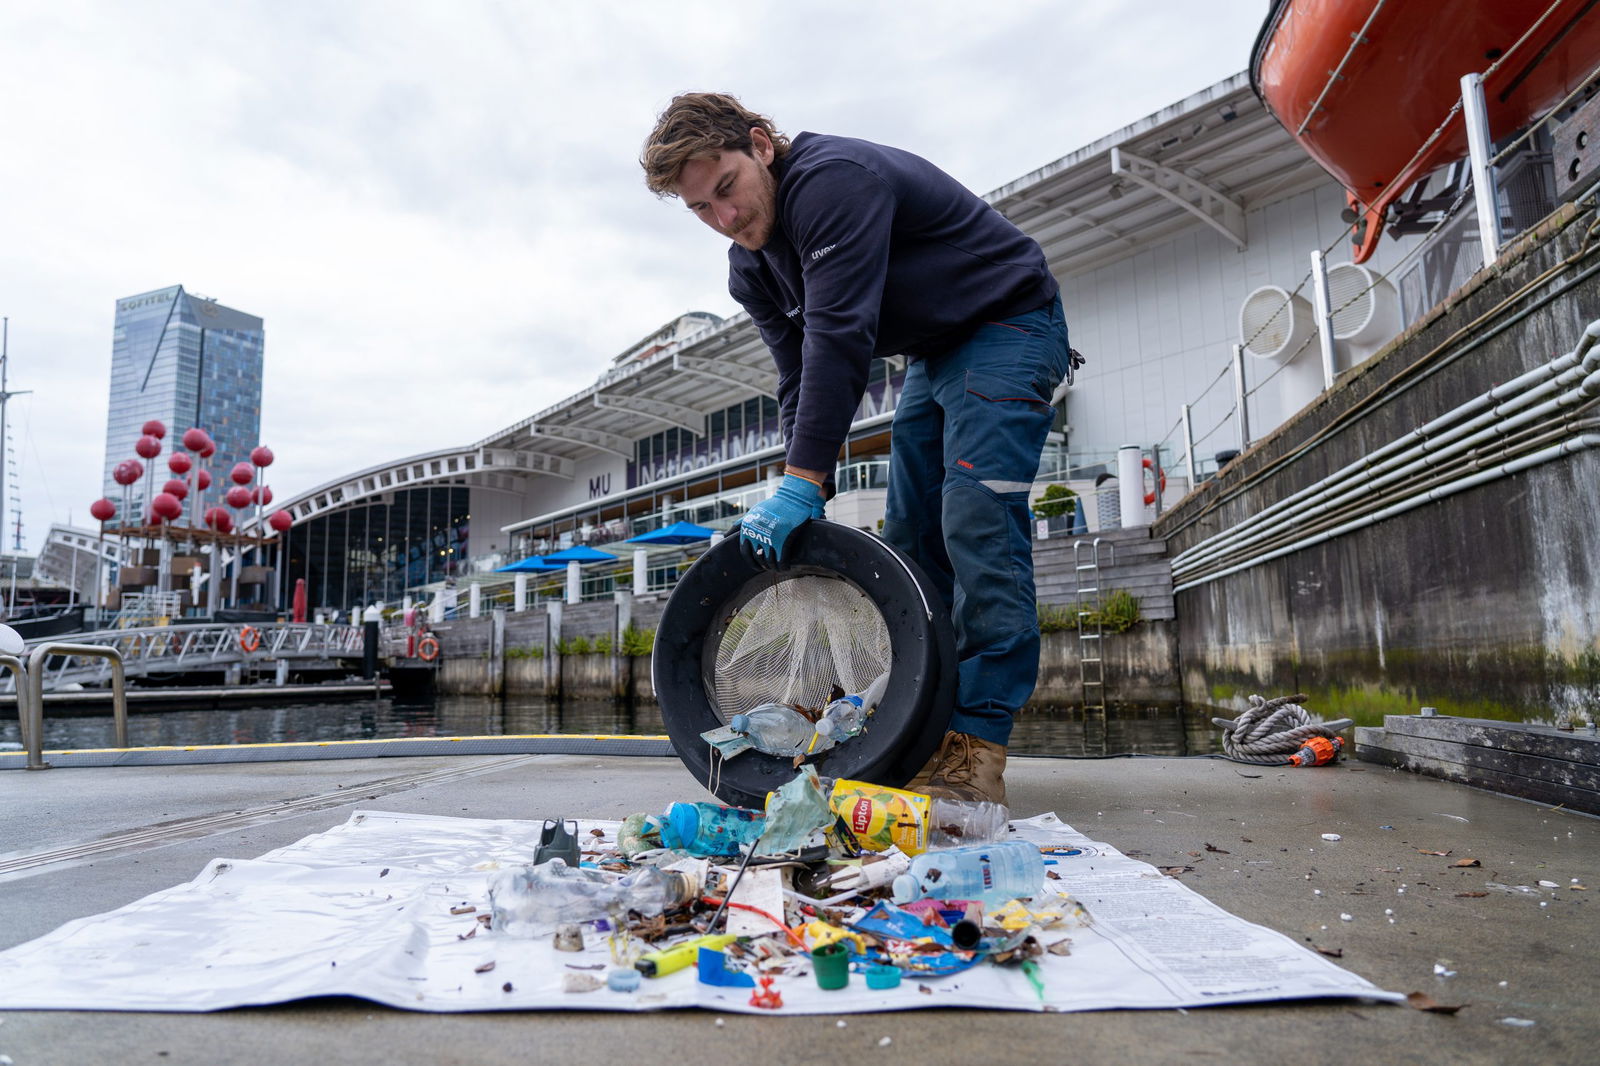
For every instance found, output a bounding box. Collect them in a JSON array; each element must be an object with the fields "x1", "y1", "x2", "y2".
[{"x1": 641, "y1": 92, "x2": 791, "y2": 197}]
